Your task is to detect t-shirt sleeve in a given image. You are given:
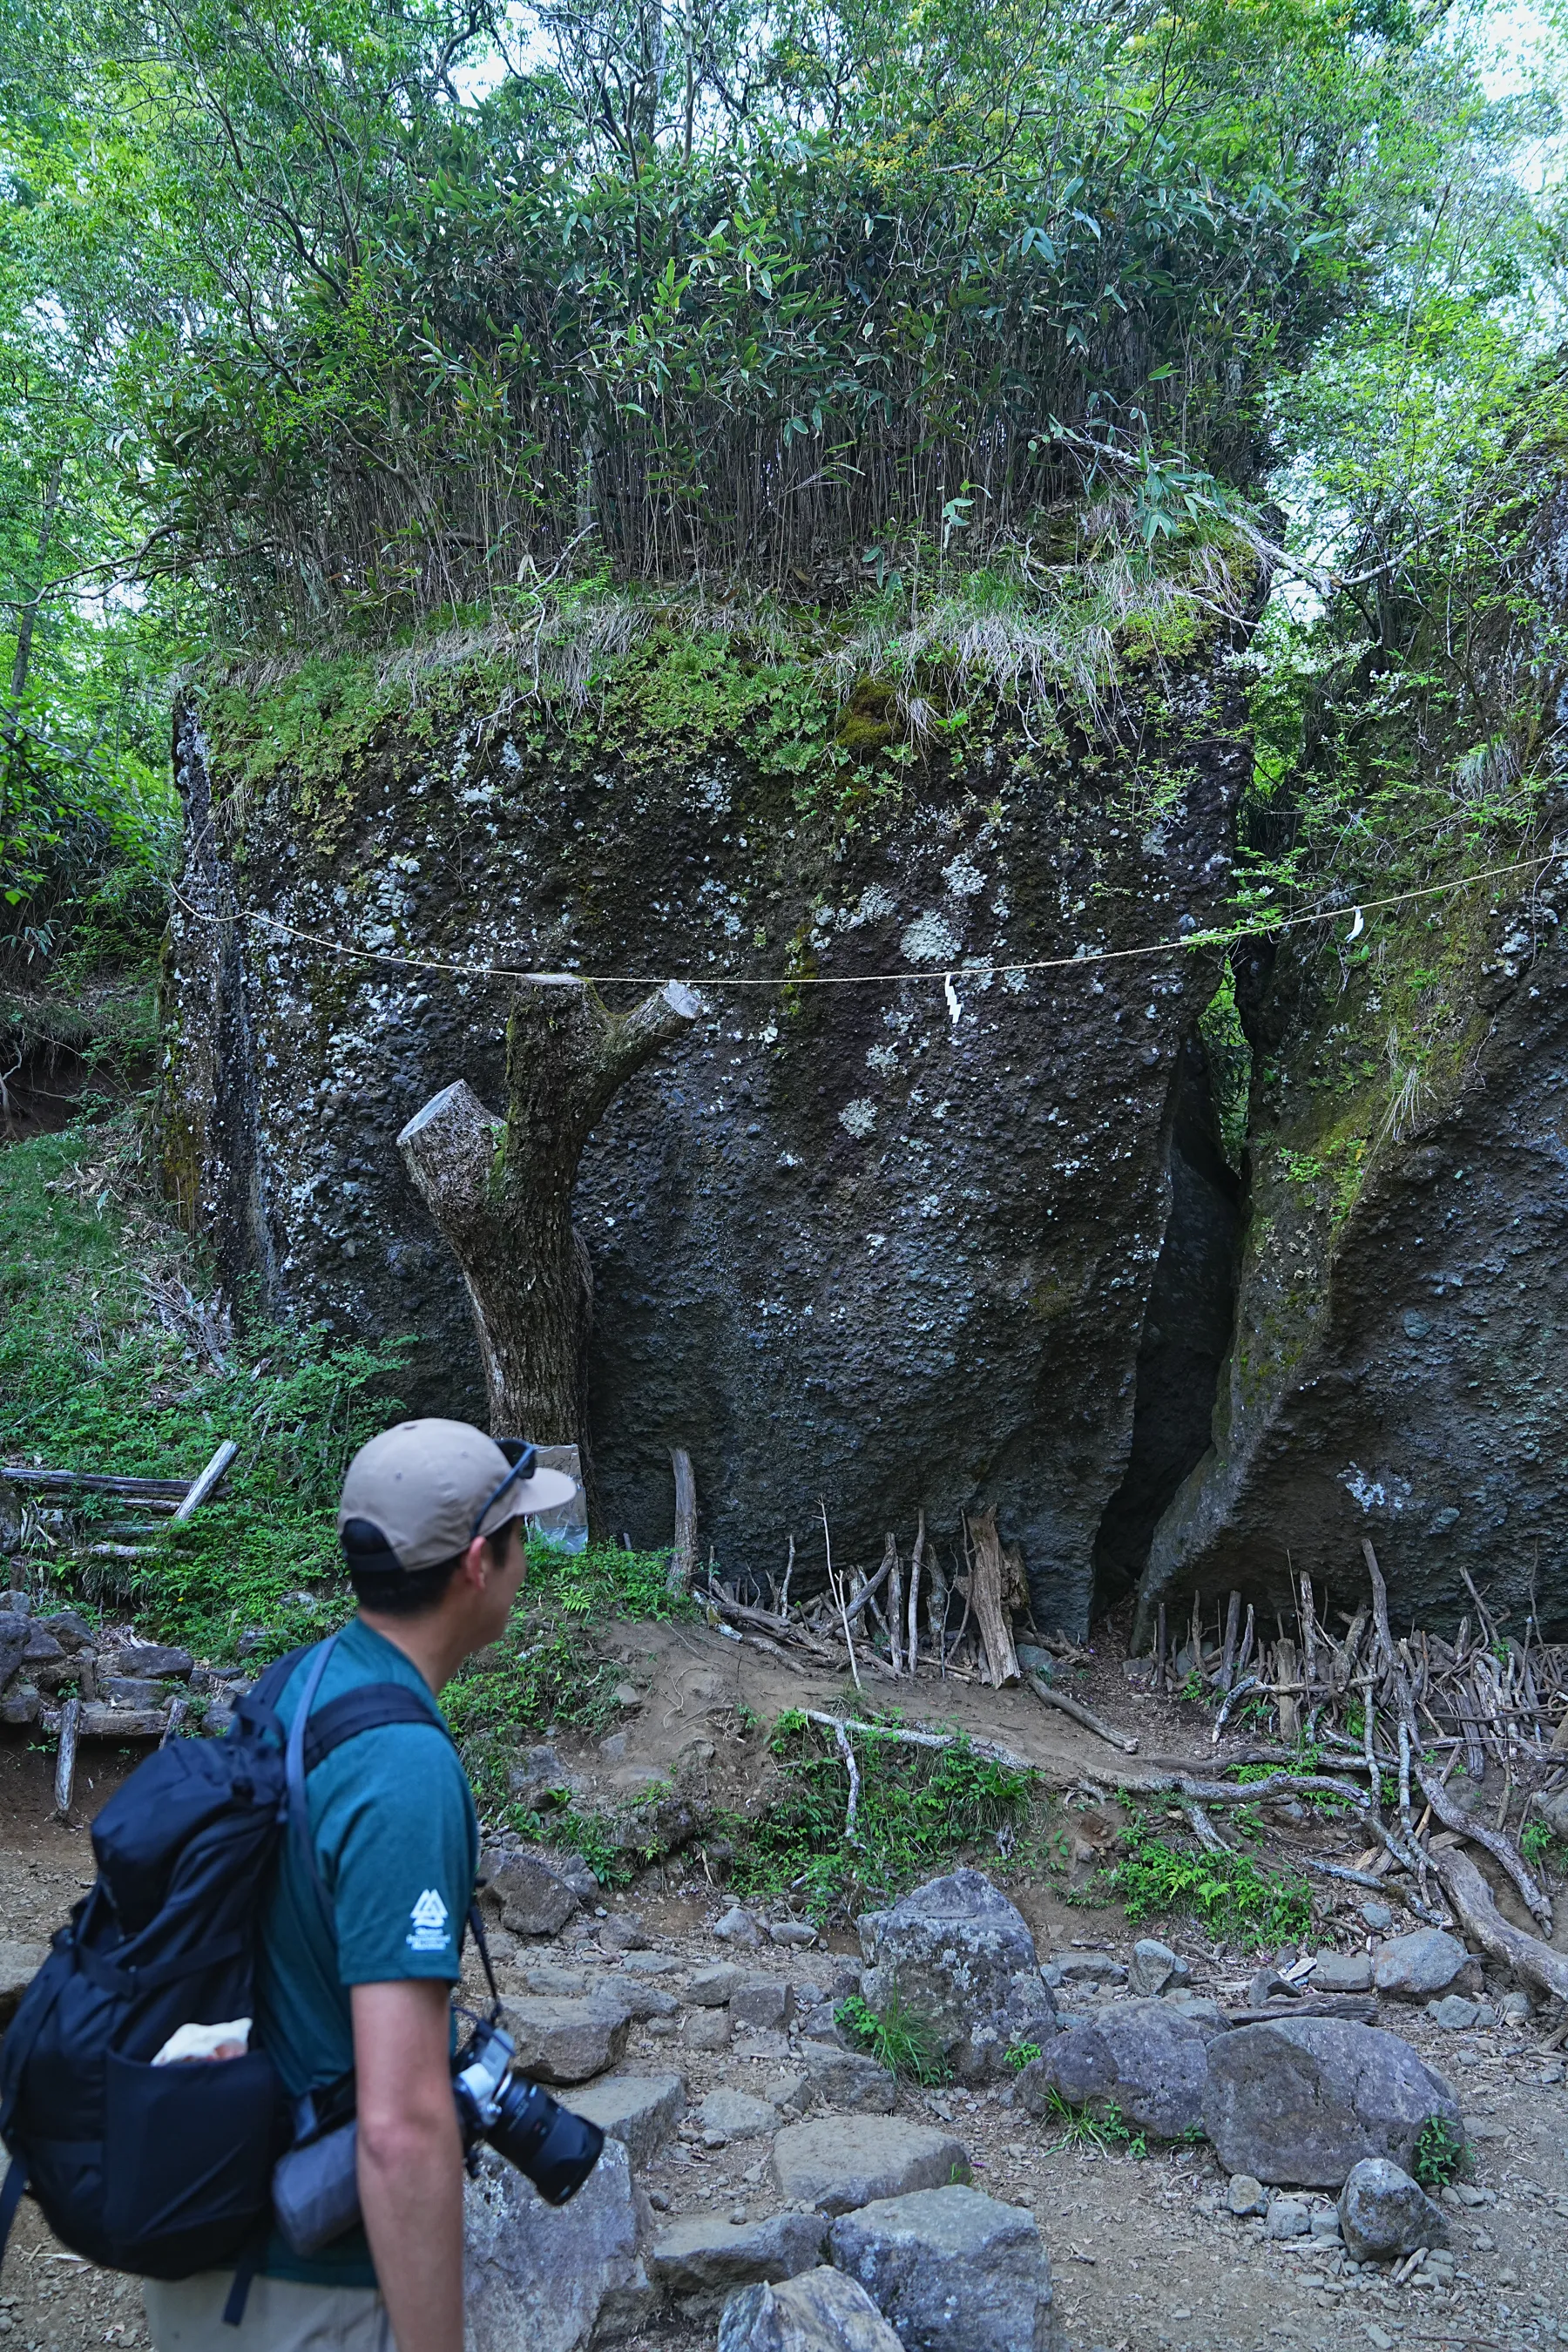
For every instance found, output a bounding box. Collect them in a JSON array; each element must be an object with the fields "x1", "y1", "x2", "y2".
[{"x1": 322, "y1": 1727, "x2": 476, "y2": 1985}]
